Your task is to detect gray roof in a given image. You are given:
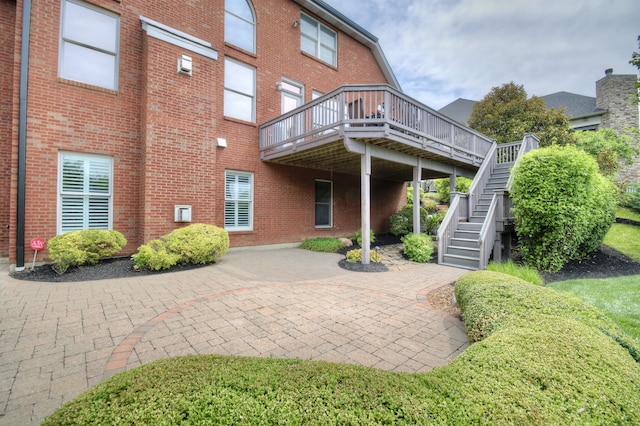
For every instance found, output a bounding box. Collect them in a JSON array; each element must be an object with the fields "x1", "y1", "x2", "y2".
[
  {"x1": 541, "y1": 92, "x2": 606, "y2": 119},
  {"x1": 437, "y1": 98, "x2": 476, "y2": 125},
  {"x1": 439, "y1": 91, "x2": 607, "y2": 124}
]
